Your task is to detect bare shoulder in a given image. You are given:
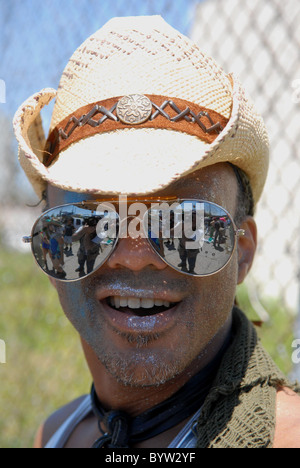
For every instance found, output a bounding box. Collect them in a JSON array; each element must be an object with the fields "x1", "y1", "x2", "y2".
[
  {"x1": 33, "y1": 395, "x2": 87, "y2": 448},
  {"x1": 273, "y1": 386, "x2": 300, "y2": 448}
]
